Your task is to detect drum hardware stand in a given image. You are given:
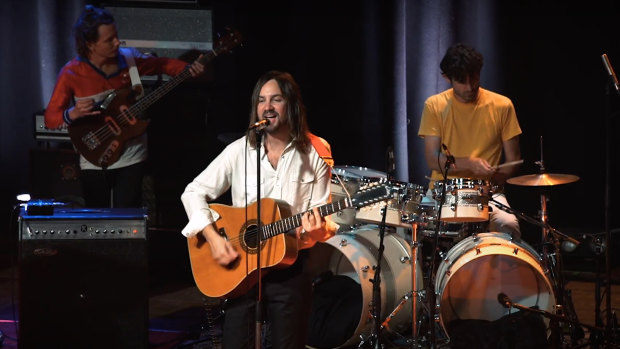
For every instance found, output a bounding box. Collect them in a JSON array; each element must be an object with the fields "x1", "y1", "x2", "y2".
[
  {"x1": 409, "y1": 221, "x2": 421, "y2": 348},
  {"x1": 359, "y1": 205, "x2": 390, "y2": 348},
  {"x1": 377, "y1": 219, "x2": 425, "y2": 348}
]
